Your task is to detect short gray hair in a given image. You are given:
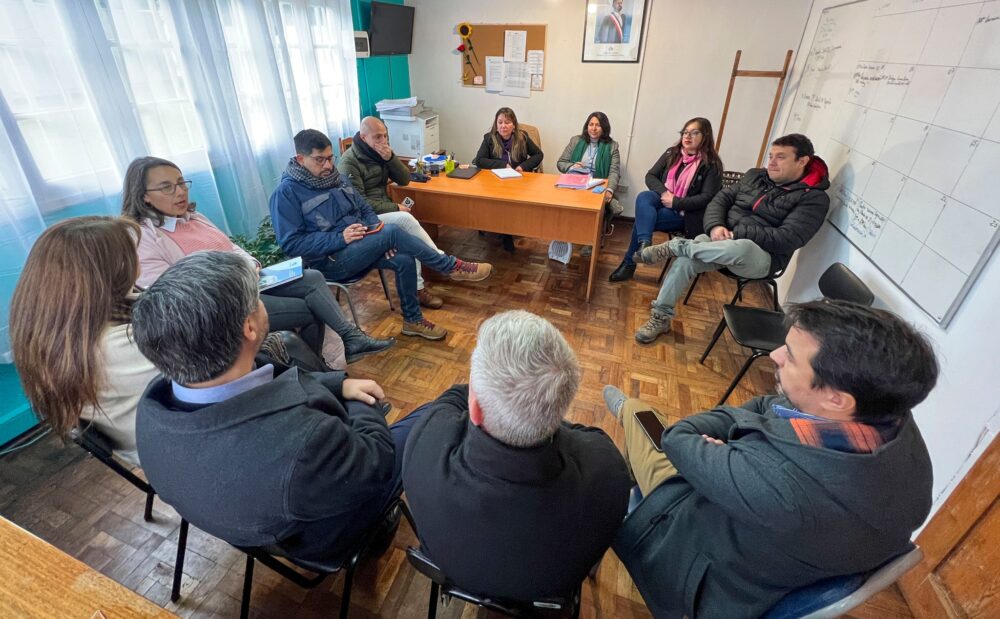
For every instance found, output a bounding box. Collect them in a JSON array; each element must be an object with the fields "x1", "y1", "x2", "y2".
[
  {"x1": 470, "y1": 311, "x2": 580, "y2": 447},
  {"x1": 132, "y1": 251, "x2": 259, "y2": 385}
]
